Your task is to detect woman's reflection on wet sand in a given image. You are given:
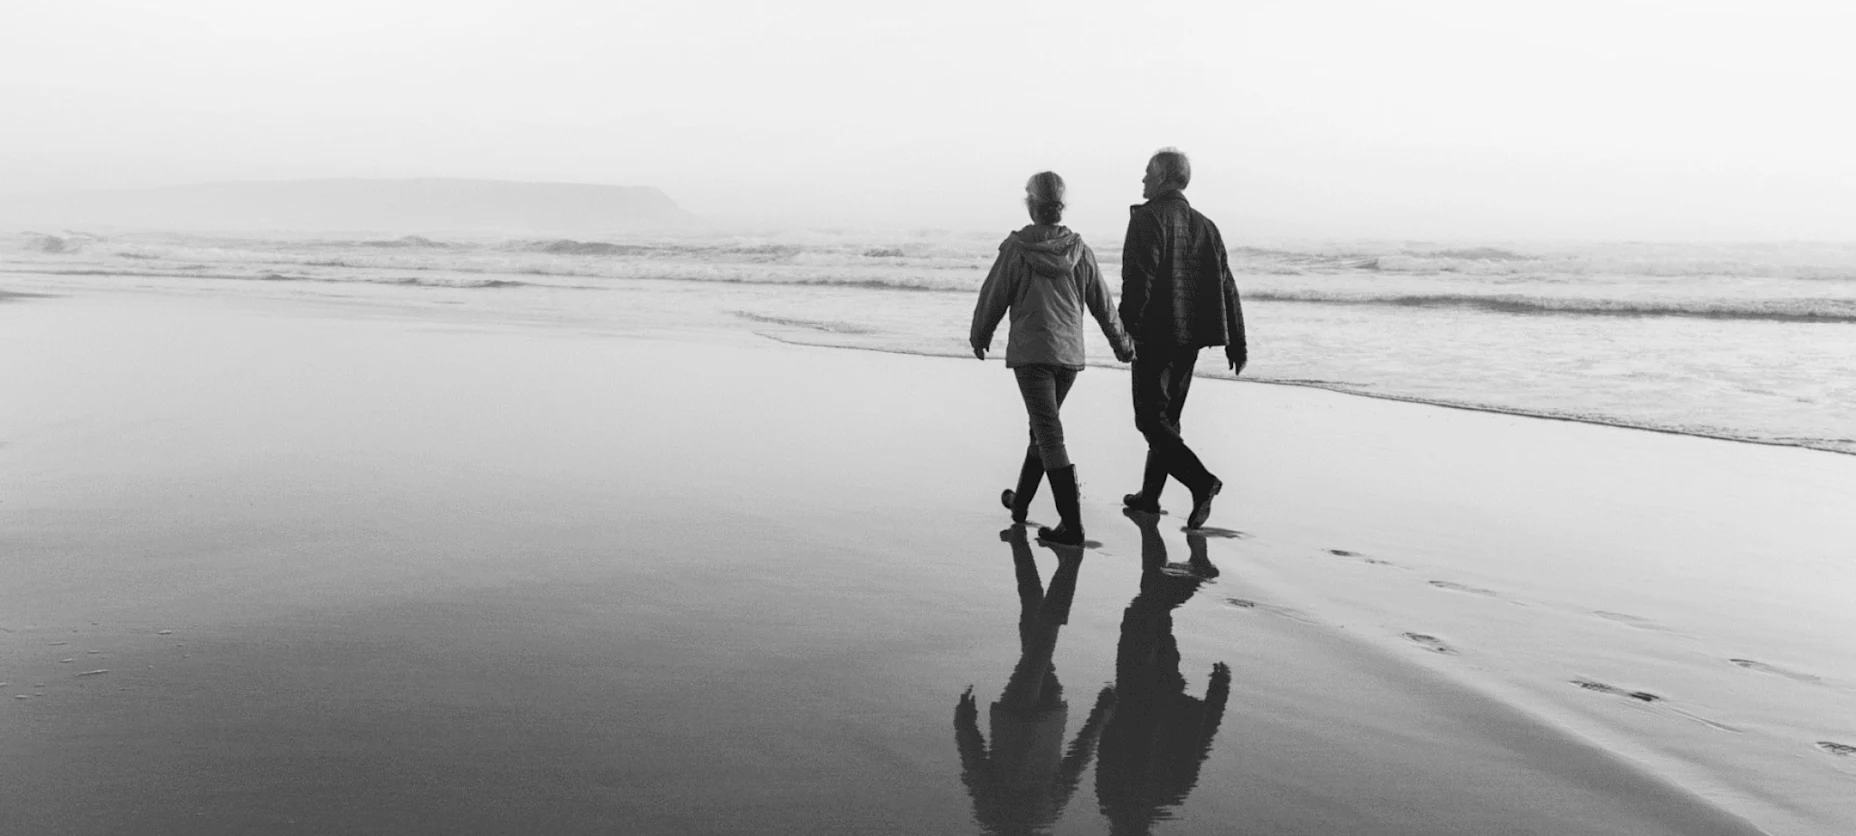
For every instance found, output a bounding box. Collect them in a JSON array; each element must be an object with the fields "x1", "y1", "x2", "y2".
[
  {"x1": 1095, "y1": 510, "x2": 1231, "y2": 836},
  {"x1": 955, "y1": 529, "x2": 1108, "y2": 835}
]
